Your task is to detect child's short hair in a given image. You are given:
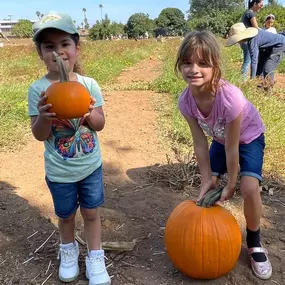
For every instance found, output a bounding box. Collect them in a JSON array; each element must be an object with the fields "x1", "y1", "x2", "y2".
[{"x1": 175, "y1": 30, "x2": 222, "y2": 92}]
